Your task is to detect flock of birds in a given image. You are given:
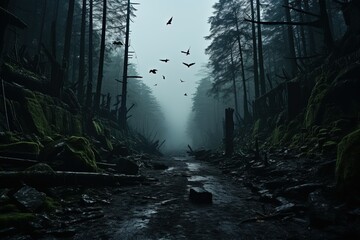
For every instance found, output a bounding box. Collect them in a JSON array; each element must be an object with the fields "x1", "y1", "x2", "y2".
[{"x1": 113, "y1": 16, "x2": 196, "y2": 97}]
